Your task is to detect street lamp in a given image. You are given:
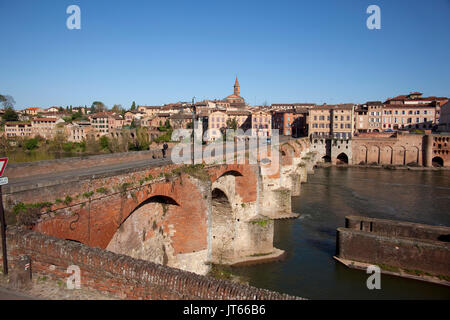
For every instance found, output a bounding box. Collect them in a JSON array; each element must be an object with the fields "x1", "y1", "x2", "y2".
[{"x1": 192, "y1": 97, "x2": 196, "y2": 166}]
